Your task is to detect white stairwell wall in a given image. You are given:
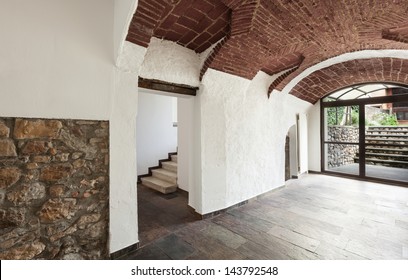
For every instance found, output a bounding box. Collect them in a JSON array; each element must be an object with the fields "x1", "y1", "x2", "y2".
[{"x1": 136, "y1": 90, "x2": 178, "y2": 176}]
